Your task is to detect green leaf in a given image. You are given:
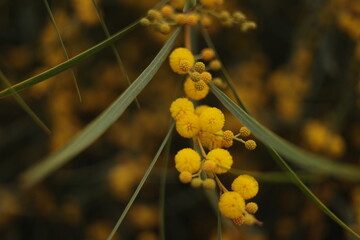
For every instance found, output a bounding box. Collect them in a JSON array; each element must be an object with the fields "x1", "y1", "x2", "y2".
[
  {"x1": 209, "y1": 83, "x2": 360, "y2": 181},
  {"x1": 106, "y1": 122, "x2": 174, "y2": 240},
  {"x1": 0, "y1": 20, "x2": 139, "y2": 99},
  {"x1": 20, "y1": 28, "x2": 181, "y2": 188},
  {"x1": 0, "y1": 71, "x2": 50, "y2": 134},
  {"x1": 269, "y1": 147, "x2": 360, "y2": 239},
  {"x1": 43, "y1": 0, "x2": 82, "y2": 101},
  {"x1": 229, "y1": 169, "x2": 319, "y2": 183},
  {"x1": 92, "y1": 0, "x2": 140, "y2": 108}
]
